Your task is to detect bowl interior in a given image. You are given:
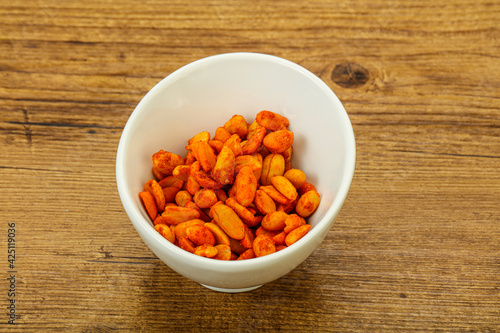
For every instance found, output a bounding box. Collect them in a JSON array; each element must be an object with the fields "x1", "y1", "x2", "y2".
[{"x1": 117, "y1": 53, "x2": 355, "y2": 262}]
